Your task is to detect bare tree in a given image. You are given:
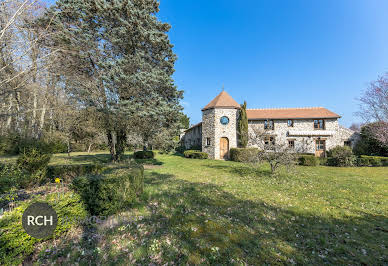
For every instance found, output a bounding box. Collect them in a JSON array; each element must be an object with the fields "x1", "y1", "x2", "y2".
[
  {"x1": 249, "y1": 127, "x2": 297, "y2": 174},
  {"x1": 358, "y1": 73, "x2": 388, "y2": 146},
  {"x1": 349, "y1": 123, "x2": 361, "y2": 132}
]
